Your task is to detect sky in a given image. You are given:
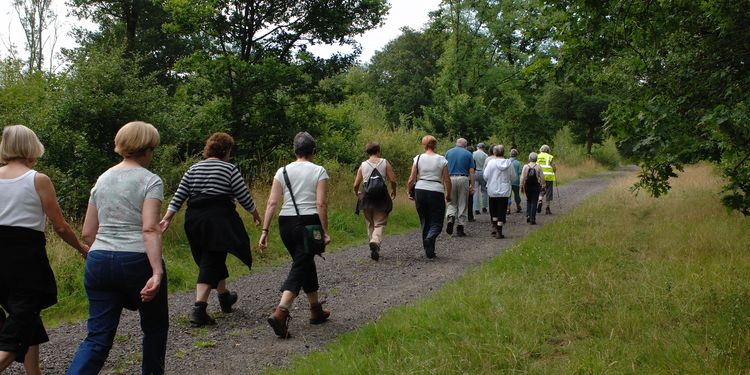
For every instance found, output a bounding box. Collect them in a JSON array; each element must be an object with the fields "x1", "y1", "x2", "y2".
[{"x1": 0, "y1": 0, "x2": 442, "y2": 70}]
